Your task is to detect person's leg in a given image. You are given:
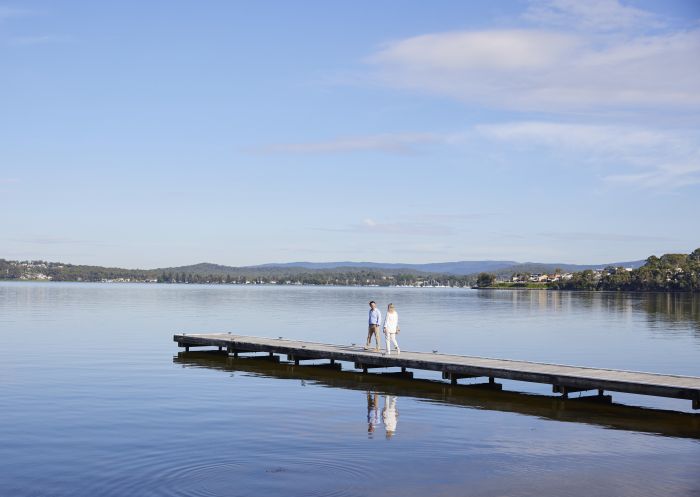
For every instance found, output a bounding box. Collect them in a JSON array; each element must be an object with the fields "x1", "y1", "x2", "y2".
[
  {"x1": 391, "y1": 333, "x2": 400, "y2": 354},
  {"x1": 385, "y1": 332, "x2": 391, "y2": 353},
  {"x1": 374, "y1": 327, "x2": 381, "y2": 350},
  {"x1": 365, "y1": 326, "x2": 373, "y2": 348}
]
